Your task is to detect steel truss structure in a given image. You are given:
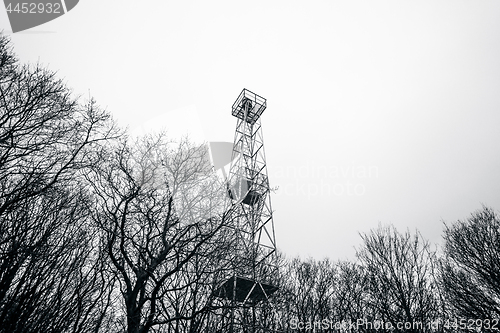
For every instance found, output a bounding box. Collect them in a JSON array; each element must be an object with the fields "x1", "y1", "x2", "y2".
[{"x1": 211, "y1": 89, "x2": 280, "y2": 333}]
